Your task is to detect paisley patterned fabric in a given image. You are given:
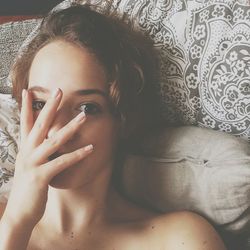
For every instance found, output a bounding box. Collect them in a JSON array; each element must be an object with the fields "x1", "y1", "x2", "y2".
[
  {"x1": 192, "y1": 1, "x2": 250, "y2": 140},
  {"x1": 120, "y1": 0, "x2": 250, "y2": 141},
  {"x1": 0, "y1": 94, "x2": 19, "y2": 202},
  {"x1": 0, "y1": 19, "x2": 40, "y2": 94},
  {"x1": 0, "y1": 1, "x2": 249, "y2": 244},
  {"x1": 2, "y1": 0, "x2": 250, "y2": 140},
  {"x1": 50, "y1": 0, "x2": 250, "y2": 141},
  {"x1": 1, "y1": 0, "x2": 249, "y2": 190}
]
